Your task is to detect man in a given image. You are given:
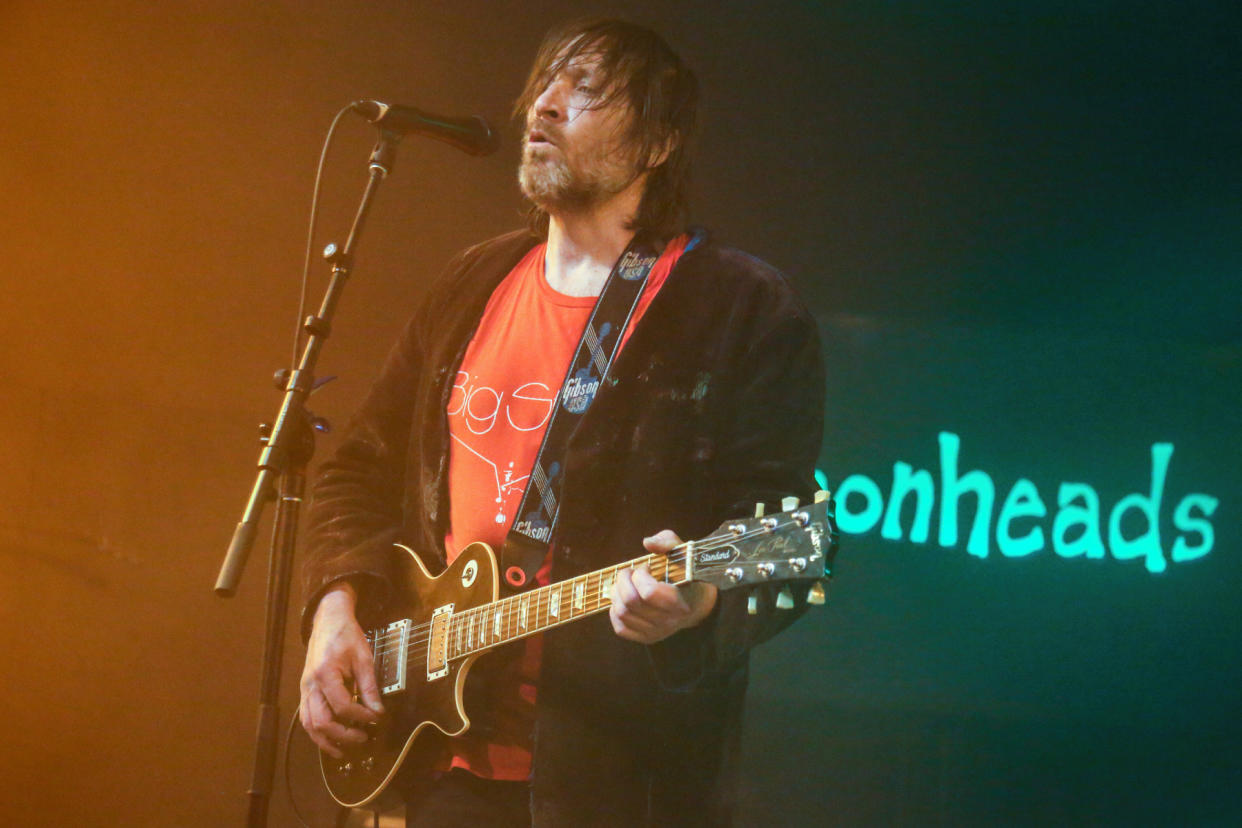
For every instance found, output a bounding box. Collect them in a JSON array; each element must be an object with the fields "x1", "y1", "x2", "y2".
[{"x1": 299, "y1": 18, "x2": 826, "y2": 827}]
